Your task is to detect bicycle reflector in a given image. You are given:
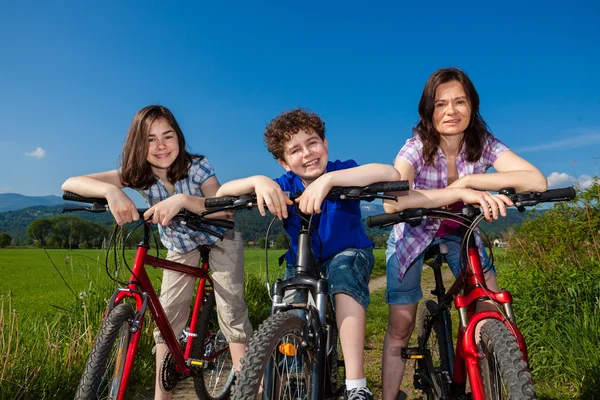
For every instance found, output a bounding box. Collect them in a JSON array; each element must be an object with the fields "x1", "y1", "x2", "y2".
[{"x1": 278, "y1": 343, "x2": 297, "y2": 357}]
